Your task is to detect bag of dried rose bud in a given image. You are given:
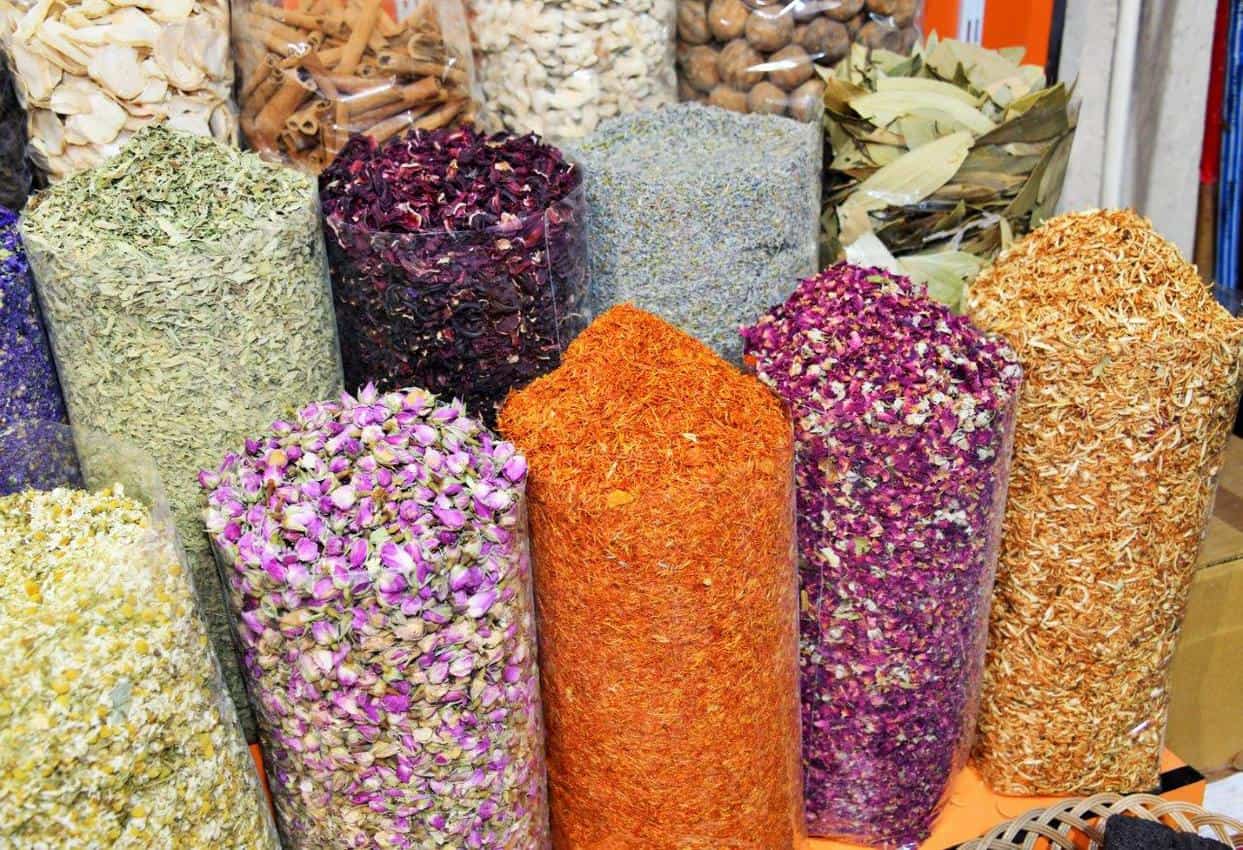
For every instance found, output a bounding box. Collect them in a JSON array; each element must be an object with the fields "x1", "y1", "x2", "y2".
[{"x1": 678, "y1": 0, "x2": 923, "y2": 120}]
